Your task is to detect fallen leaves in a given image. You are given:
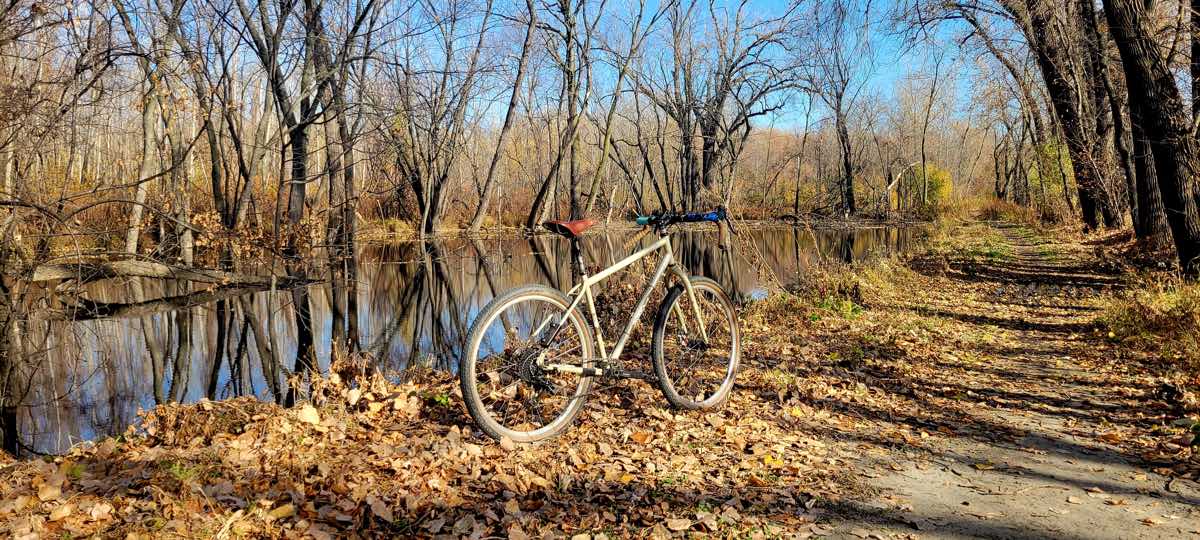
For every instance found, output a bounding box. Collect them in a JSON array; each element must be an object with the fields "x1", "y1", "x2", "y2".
[
  {"x1": 366, "y1": 495, "x2": 393, "y2": 523},
  {"x1": 1097, "y1": 431, "x2": 1123, "y2": 444},
  {"x1": 629, "y1": 431, "x2": 653, "y2": 444},
  {"x1": 297, "y1": 404, "x2": 321, "y2": 425},
  {"x1": 0, "y1": 363, "x2": 845, "y2": 538},
  {"x1": 47, "y1": 504, "x2": 72, "y2": 522},
  {"x1": 36, "y1": 483, "x2": 61, "y2": 502},
  {"x1": 665, "y1": 518, "x2": 692, "y2": 531},
  {"x1": 264, "y1": 503, "x2": 295, "y2": 522}
]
